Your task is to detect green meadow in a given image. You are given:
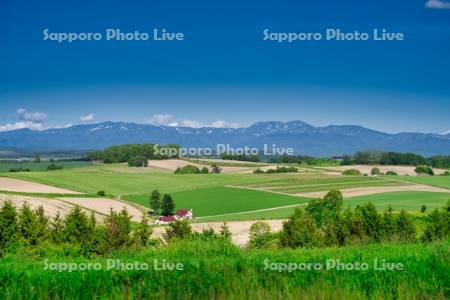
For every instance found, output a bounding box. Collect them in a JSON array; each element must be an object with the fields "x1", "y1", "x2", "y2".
[
  {"x1": 345, "y1": 191, "x2": 450, "y2": 212},
  {"x1": 396, "y1": 175, "x2": 450, "y2": 189},
  {"x1": 124, "y1": 187, "x2": 311, "y2": 217}
]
